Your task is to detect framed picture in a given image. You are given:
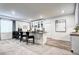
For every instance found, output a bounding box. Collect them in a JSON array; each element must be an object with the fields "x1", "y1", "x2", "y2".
[{"x1": 55, "y1": 19, "x2": 66, "y2": 32}]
